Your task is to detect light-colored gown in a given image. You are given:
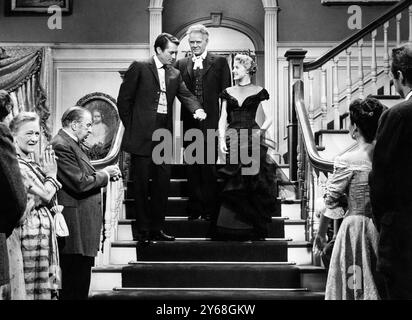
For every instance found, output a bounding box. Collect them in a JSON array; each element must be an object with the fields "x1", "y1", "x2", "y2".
[{"x1": 323, "y1": 156, "x2": 380, "y2": 300}]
